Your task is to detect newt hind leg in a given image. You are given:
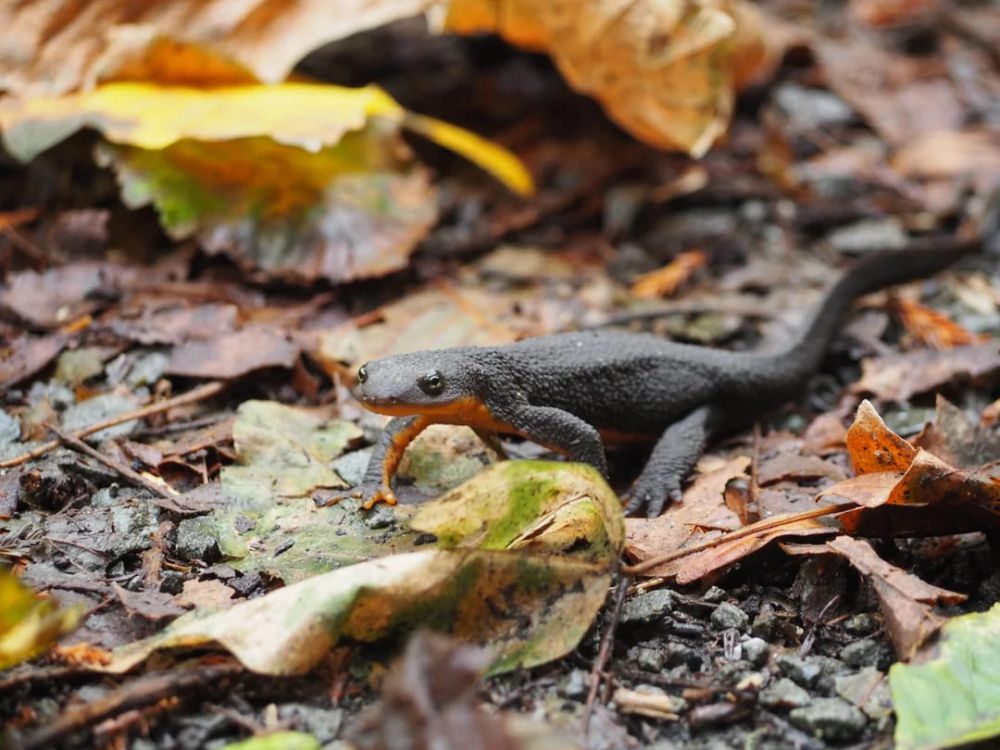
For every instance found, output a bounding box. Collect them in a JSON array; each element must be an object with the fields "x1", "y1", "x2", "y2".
[{"x1": 623, "y1": 405, "x2": 714, "y2": 517}]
